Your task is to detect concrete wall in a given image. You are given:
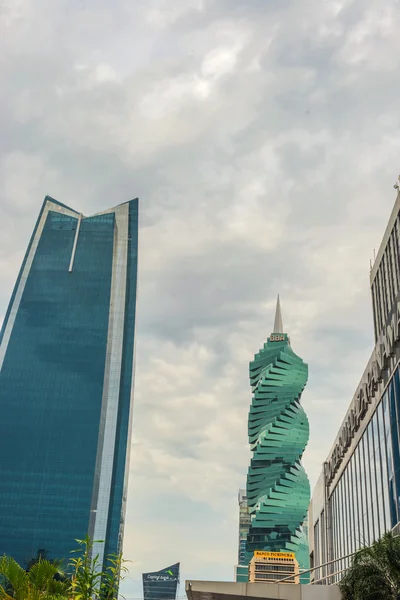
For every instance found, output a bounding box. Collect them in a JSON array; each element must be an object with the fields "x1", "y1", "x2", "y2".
[
  {"x1": 309, "y1": 471, "x2": 325, "y2": 530},
  {"x1": 186, "y1": 580, "x2": 341, "y2": 600}
]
